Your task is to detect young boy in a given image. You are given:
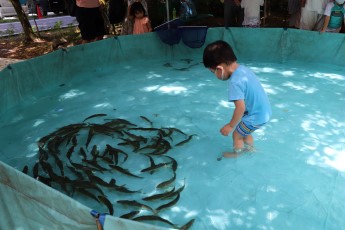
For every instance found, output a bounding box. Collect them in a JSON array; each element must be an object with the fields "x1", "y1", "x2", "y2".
[
  {"x1": 320, "y1": 0, "x2": 345, "y2": 33},
  {"x1": 203, "y1": 40, "x2": 272, "y2": 158}
]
